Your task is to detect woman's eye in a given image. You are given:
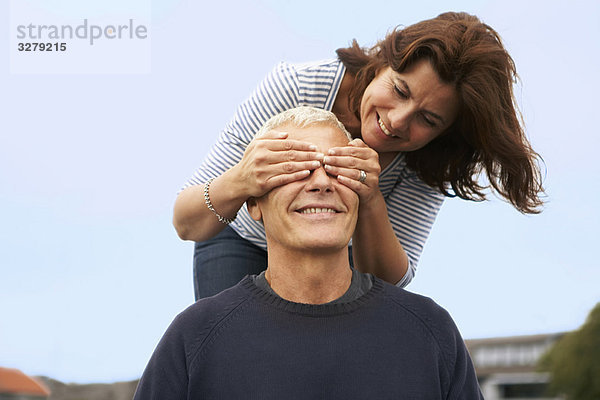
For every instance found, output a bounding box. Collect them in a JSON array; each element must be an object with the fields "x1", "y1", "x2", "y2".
[
  {"x1": 394, "y1": 86, "x2": 408, "y2": 99},
  {"x1": 421, "y1": 114, "x2": 436, "y2": 127}
]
